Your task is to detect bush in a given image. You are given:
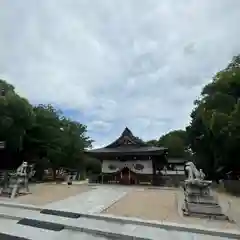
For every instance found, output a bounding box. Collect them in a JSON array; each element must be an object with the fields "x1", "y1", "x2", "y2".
[{"x1": 224, "y1": 180, "x2": 240, "y2": 195}]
